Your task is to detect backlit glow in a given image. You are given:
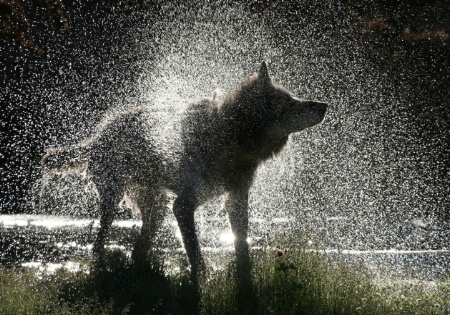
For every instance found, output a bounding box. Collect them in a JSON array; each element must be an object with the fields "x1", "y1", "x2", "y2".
[{"x1": 219, "y1": 231, "x2": 235, "y2": 244}]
